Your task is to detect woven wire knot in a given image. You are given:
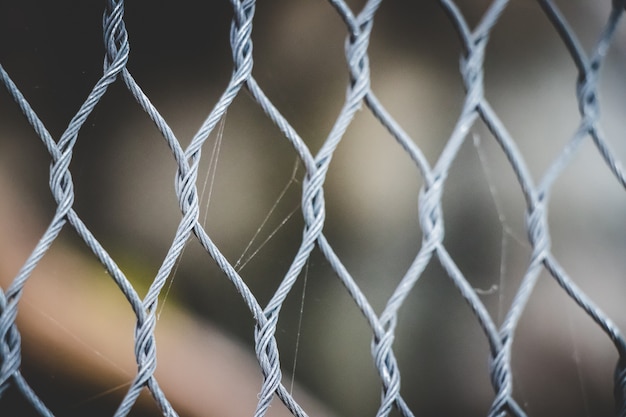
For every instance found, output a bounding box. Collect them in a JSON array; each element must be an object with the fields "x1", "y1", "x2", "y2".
[
  {"x1": 576, "y1": 64, "x2": 600, "y2": 121},
  {"x1": 525, "y1": 197, "x2": 551, "y2": 261},
  {"x1": 0, "y1": 316, "x2": 21, "y2": 394},
  {"x1": 460, "y1": 34, "x2": 487, "y2": 110},
  {"x1": 229, "y1": 0, "x2": 255, "y2": 82},
  {"x1": 487, "y1": 343, "x2": 514, "y2": 417},
  {"x1": 103, "y1": 0, "x2": 130, "y2": 74},
  {"x1": 370, "y1": 326, "x2": 407, "y2": 417},
  {"x1": 418, "y1": 177, "x2": 444, "y2": 247}
]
